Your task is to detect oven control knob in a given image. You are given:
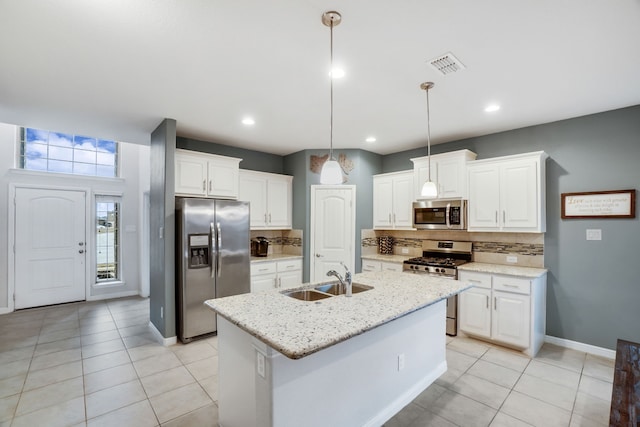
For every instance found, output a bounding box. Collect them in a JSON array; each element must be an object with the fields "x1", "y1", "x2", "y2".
[{"x1": 435, "y1": 268, "x2": 441, "y2": 273}]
